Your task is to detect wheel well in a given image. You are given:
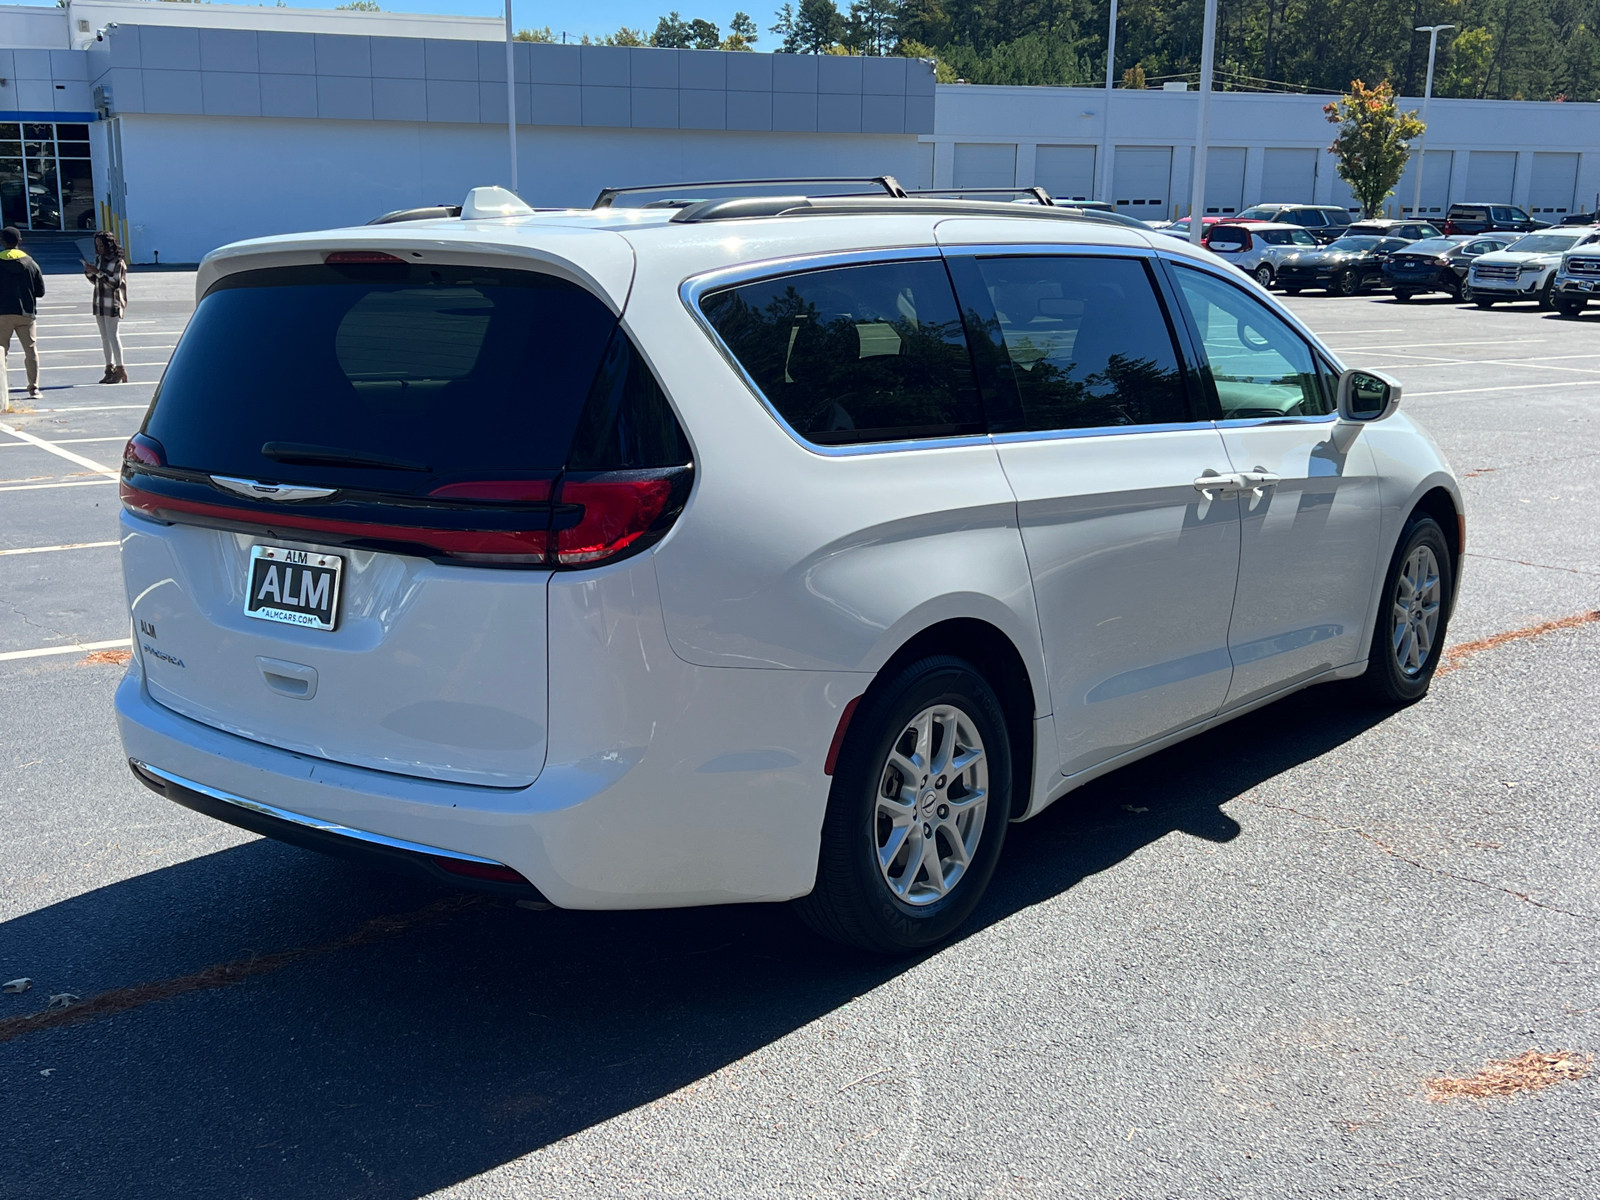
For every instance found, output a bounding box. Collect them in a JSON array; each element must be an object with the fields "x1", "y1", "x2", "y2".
[
  {"x1": 1412, "y1": 486, "x2": 1461, "y2": 574},
  {"x1": 873, "y1": 619, "x2": 1037, "y2": 818}
]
